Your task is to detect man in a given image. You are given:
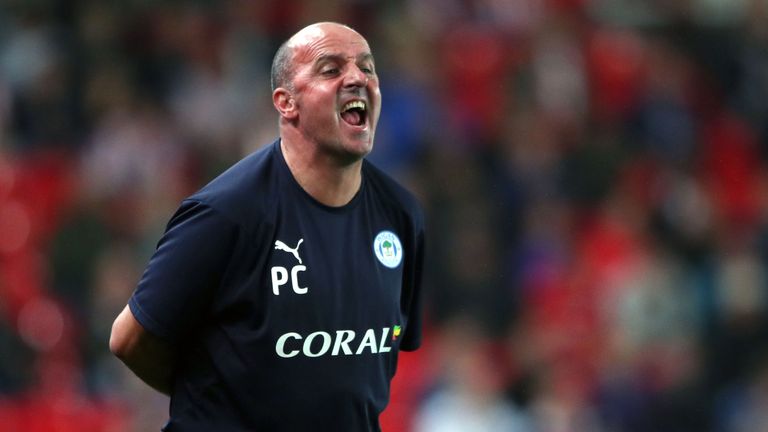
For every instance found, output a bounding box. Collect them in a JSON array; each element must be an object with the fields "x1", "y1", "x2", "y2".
[{"x1": 109, "y1": 22, "x2": 425, "y2": 431}]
